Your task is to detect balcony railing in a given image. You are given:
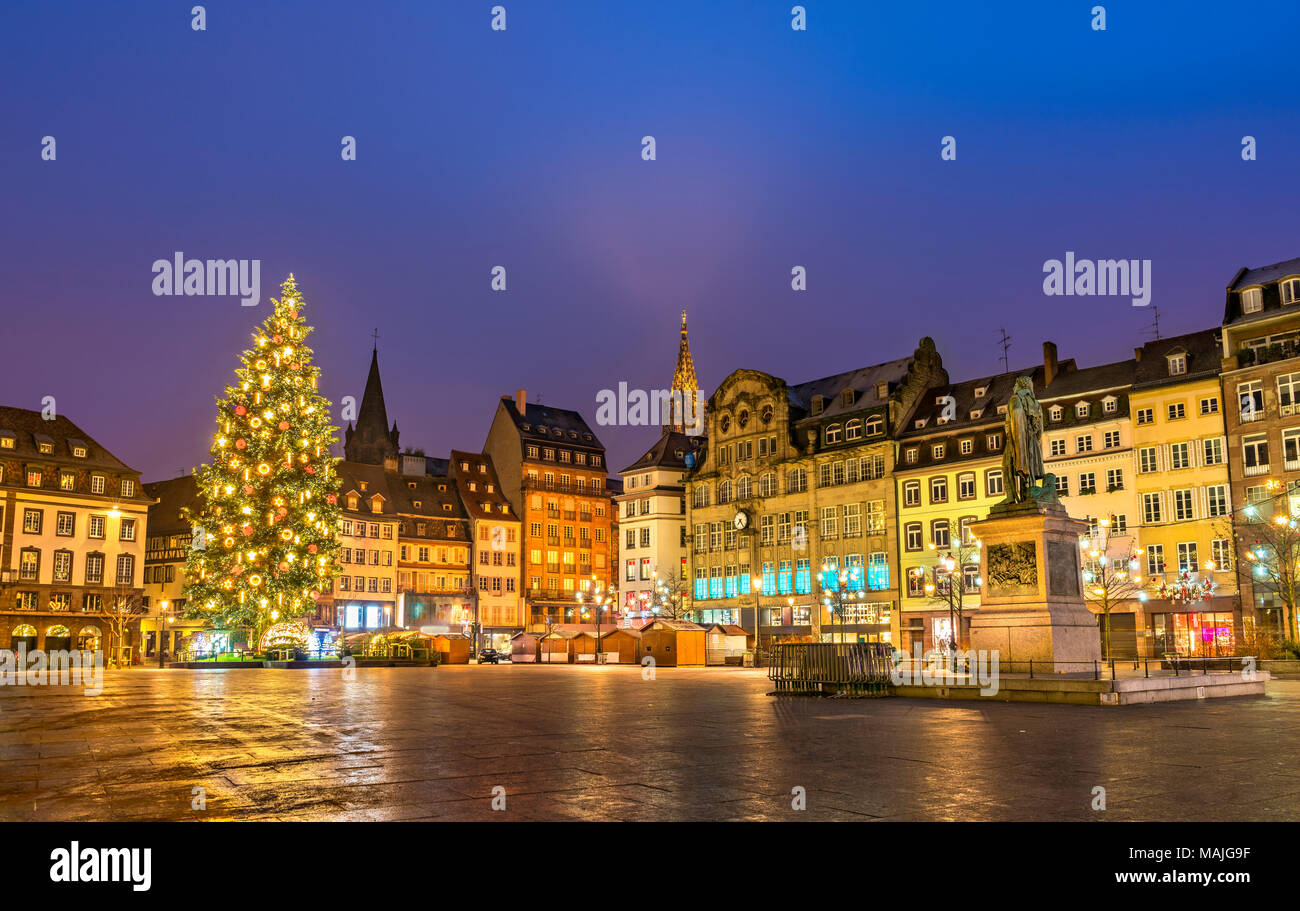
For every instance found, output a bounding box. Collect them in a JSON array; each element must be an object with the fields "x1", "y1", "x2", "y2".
[
  {"x1": 1286, "y1": 458, "x2": 1300, "y2": 472},
  {"x1": 1243, "y1": 463, "x2": 1271, "y2": 477}
]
